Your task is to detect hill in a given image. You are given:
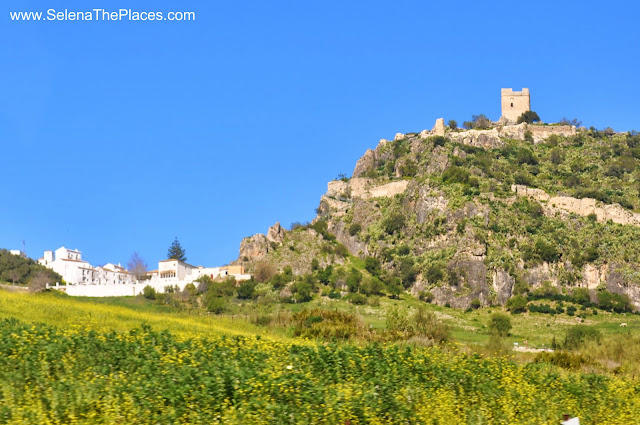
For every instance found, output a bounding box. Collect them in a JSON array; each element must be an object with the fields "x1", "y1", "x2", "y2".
[{"x1": 234, "y1": 125, "x2": 640, "y2": 311}]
